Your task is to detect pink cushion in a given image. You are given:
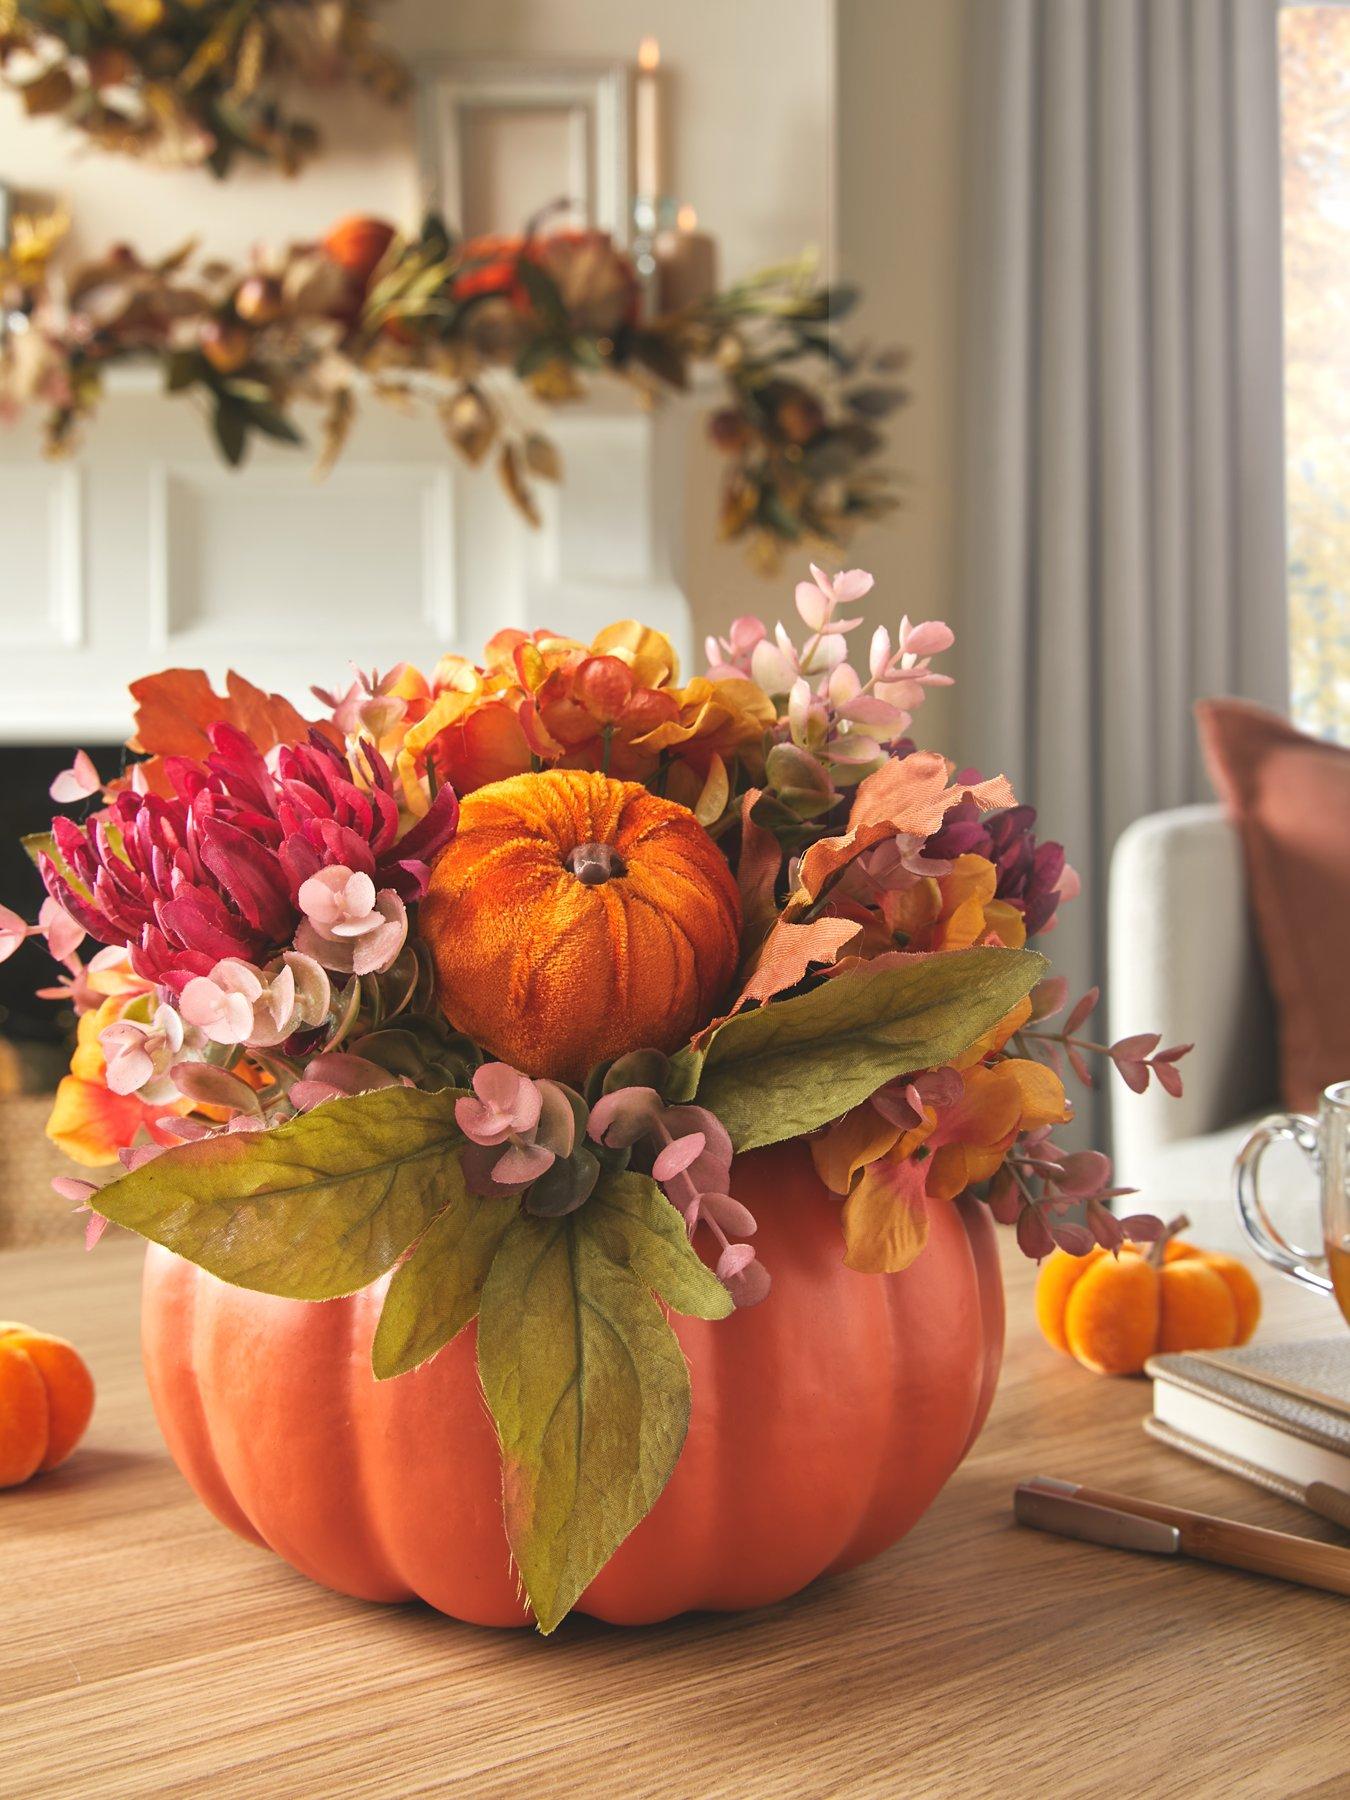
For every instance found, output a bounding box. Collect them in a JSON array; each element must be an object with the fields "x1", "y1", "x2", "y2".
[{"x1": 1196, "y1": 699, "x2": 1350, "y2": 1113}]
